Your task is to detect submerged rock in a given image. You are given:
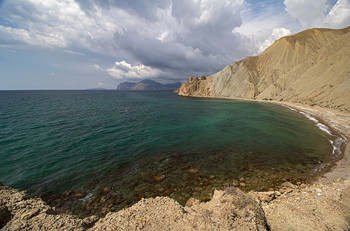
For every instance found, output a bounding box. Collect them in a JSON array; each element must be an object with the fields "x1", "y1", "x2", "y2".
[
  {"x1": 240, "y1": 182, "x2": 246, "y2": 187},
  {"x1": 188, "y1": 168, "x2": 199, "y2": 174},
  {"x1": 153, "y1": 175, "x2": 166, "y2": 182}
]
